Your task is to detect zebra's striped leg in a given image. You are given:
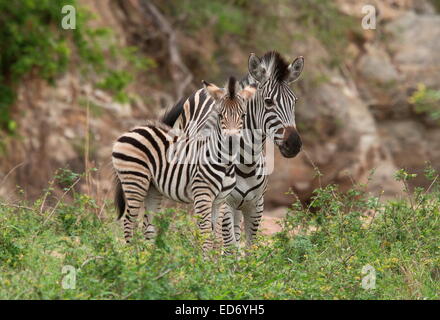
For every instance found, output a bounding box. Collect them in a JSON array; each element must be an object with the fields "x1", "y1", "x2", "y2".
[
  {"x1": 233, "y1": 209, "x2": 243, "y2": 243},
  {"x1": 211, "y1": 202, "x2": 223, "y2": 251},
  {"x1": 119, "y1": 175, "x2": 150, "y2": 243},
  {"x1": 123, "y1": 199, "x2": 144, "y2": 243},
  {"x1": 214, "y1": 203, "x2": 225, "y2": 246},
  {"x1": 192, "y1": 188, "x2": 216, "y2": 252},
  {"x1": 242, "y1": 195, "x2": 264, "y2": 248},
  {"x1": 142, "y1": 186, "x2": 163, "y2": 240},
  {"x1": 222, "y1": 204, "x2": 238, "y2": 254}
]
